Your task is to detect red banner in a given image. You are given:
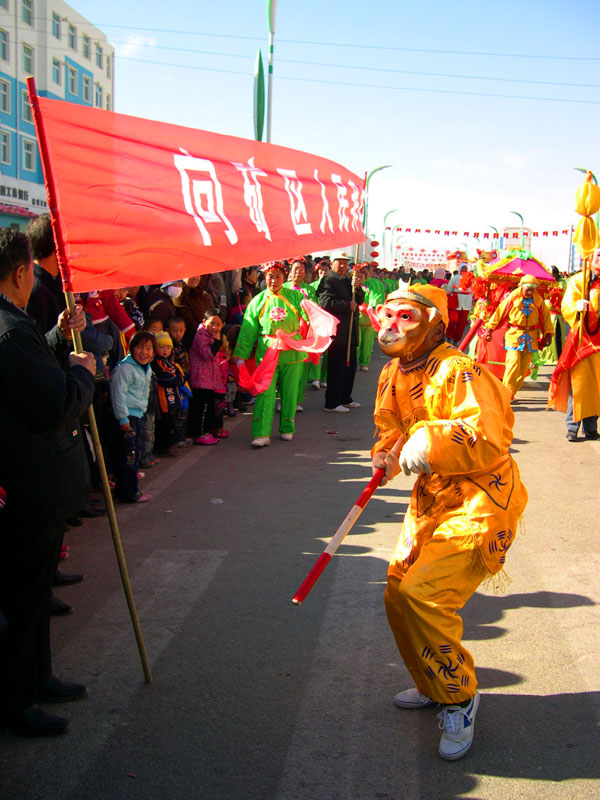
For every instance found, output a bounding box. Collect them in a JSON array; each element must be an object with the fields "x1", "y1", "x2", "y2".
[{"x1": 32, "y1": 95, "x2": 365, "y2": 292}]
